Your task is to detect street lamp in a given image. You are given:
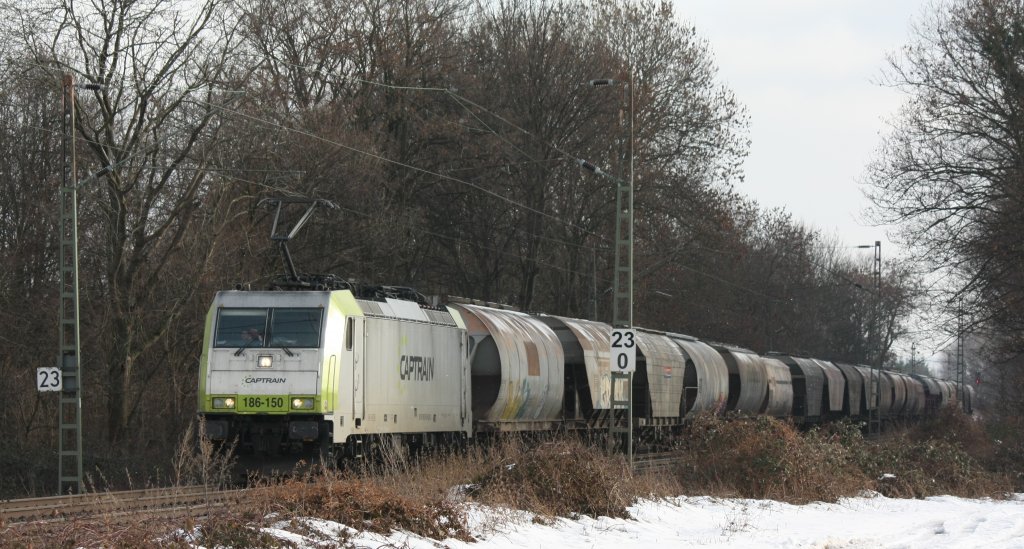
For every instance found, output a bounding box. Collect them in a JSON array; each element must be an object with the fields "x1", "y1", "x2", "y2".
[
  {"x1": 581, "y1": 73, "x2": 635, "y2": 463},
  {"x1": 856, "y1": 241, "x2": 882, "y2": 435},
  {"x1": 584, "y1": 76, "x2": 634, "y2": 330}
]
